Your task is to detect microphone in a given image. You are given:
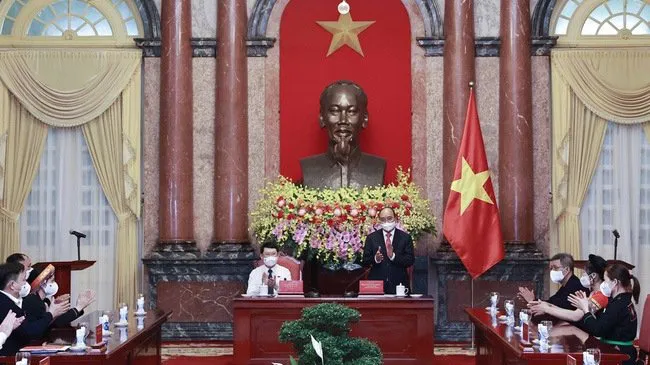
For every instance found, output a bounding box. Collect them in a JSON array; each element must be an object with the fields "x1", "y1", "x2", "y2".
[
  {"x1": 343, "y1": 266, "x2": 372, "y2": 298},
  {"x1": 69, "y1": 230, "x2": 87, "y2": 238},
  {"x1": 612, "y1": 229, "x2": 620, "y2": 260}
]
